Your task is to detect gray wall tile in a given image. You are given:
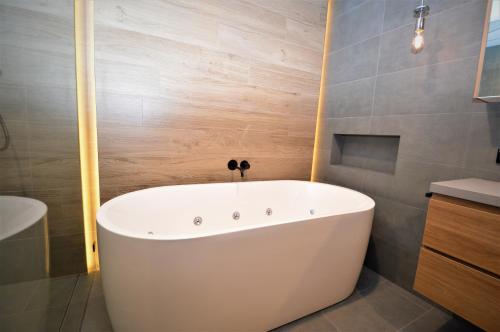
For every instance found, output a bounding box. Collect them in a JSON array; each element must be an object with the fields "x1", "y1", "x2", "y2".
[
  {"x1": 464, "y1": 110, "x2": 500, "y2": 174},
  {"x1": 374, "y1": 57, "x2": 486, "y2": 116},
  {"x1": 371, "y1": 195, "x2": 426, "y2": 254},
  {"x1": 378, "y1": 1, "x2": 486, "y2": 74},
  {"x1": 316, "y1": 117, "x2": 371, "y2": 151},
  {"x1": 326, "y1": 78, "x2": 375, "y2": 118},
  {"x1": 330, "y1": 1, "x2": 384, "y2": 52},
  {"x1": 370, "y1": 114, "x2": 471, "y2": 166},
  {"x1": 365, "y1": 235, "x2": 419, "y2": 289},
  {"x1": 362, "y1": 158, "x2": 463, "y2": 209},
  {"x1": 383, "y1": 0, "x2": 476, "y2": 32},
  {"x1": 322, "y1": 164, "x2": 369, "y2": 193},
  {"x1": 316, "y1": 0, "x2": 498, "y2": 293},
  {"x1": 328, "y1": 36, "x2": 380, "y2": 84},
  {"x1": 332, "y1": 135, "x2": 400, "y2": 173},
  {"x1": 333, "y1": 0, "x2": 369, "y2": 18}
]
